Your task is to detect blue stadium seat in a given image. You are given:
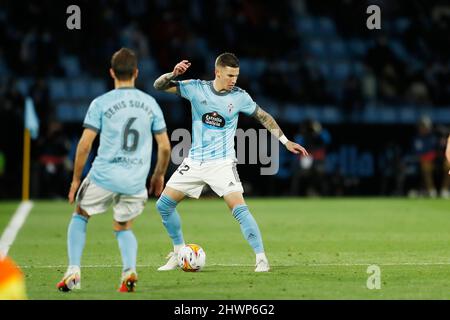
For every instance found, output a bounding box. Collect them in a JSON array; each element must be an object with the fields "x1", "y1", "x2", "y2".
[
  {"x1": 347, "y1": 39, "x2": 368, "y2": 57},
  {"x1": 0, "y1": 57, "x2": 9, "y2": 76},
  {"x1": 321, "y1": 105, "x2": 342, "y2": 123},
  {"x1": 56, "y1": 102, "x2": 73, "y2": 122},
  {"x1": 306, "y1": 39, "x2": 326, "y2": 58},
  {"x1": 69, "y1": 79, "x2": 89, "y2": 99},
  {"x1": 193, "y1": 38, "x2": 210, "y2": 57},
  {"x1": 327, "y1": 40, "x2": 347, "y2": 59},
  {"x1": 89, "y1": 79, "x2": 107, "y2": 98},
  {"x1": 56, "y1": 102, "x2": 89, "y2": 122},
  {"x1": 139, "y1": 57, "x2": 157, "y2": 77},
  {"x1": 317, "y1": 16, "x2": 336, "y2": 36},
  {"x1": 434, "y1": 108, "x2": 450, "y2": 124},
  {"x1": 49, "y1": 79, "x2": 68, "y2": 100},
  {"x1": 296, "y1": 17, "x2": 315, "y2": 35},
  {"x1": 352, "y1": 62, "x2": 365, "y2": 77},
  {"x1": 60, "y1": 55, "x2": 81, "y2": 77},
  {"x1": 389, "y1": 40, "x2": 409, "y2": 62},
  {"x1": 317, "y1": 62, "x2": 331, "y2": 78},
  {"x1": 254, "y1": 97, "x2": 280, "y2": 118},
  {"x1": 302, "y1": 105, "x2": 321, "y2": 120},
  {"x1": 330, "y1": 61, "x2": 351, "y2": 81},
  {"x1": 393, "y1": 18, "x2": 411, "y2": 34},
  {"x1": 398, "y1": 107, "x2": 417, "y2": 124},
  {"x1": 15, "y1": 78, "x2": 31, "y2": 96},
  {"x1": 362, "y1": 106, "x2": 397, "y2": 123},
  {"x1": 282, "y1": 104, "x2": 304, "y2": 123},
  {"x1": 239, "y1": 58, "x2": 267, "y2": 78}
]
